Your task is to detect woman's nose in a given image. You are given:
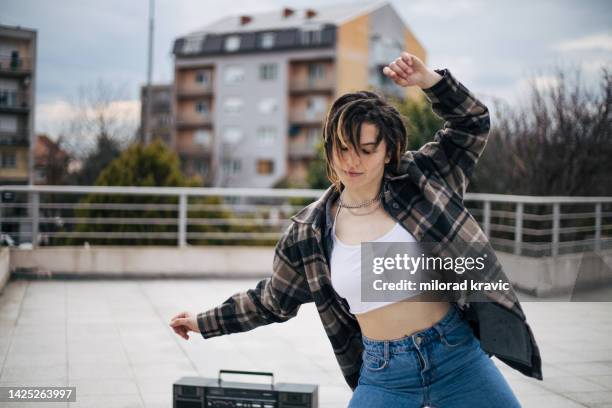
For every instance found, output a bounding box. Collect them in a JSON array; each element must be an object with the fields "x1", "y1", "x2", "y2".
[{"x1": 345, "y1": 150, "x2": 361, "y2": 167}]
